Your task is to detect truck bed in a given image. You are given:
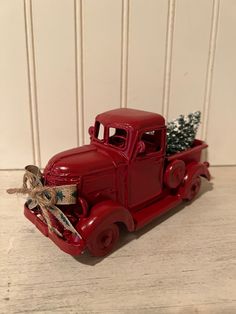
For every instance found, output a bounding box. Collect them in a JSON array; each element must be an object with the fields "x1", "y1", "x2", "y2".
[
  {"x1": 133, "y1": 139, "x2": 209, "y2": 229},
  {"x1": 166, "y1": 139, "x2": 208, "y2": 164}
]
